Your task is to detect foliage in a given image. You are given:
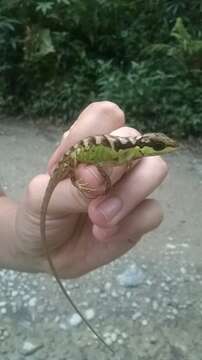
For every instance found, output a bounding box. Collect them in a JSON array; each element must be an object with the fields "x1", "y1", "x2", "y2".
[{"x1": 0, "y1": 0, "x2": 202, "y2": 136}]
